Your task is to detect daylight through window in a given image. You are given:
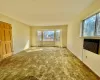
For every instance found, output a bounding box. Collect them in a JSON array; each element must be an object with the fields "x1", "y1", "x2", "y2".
[{"x1": 82, "y1": 12, "x2": 100, "y2": 37}]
